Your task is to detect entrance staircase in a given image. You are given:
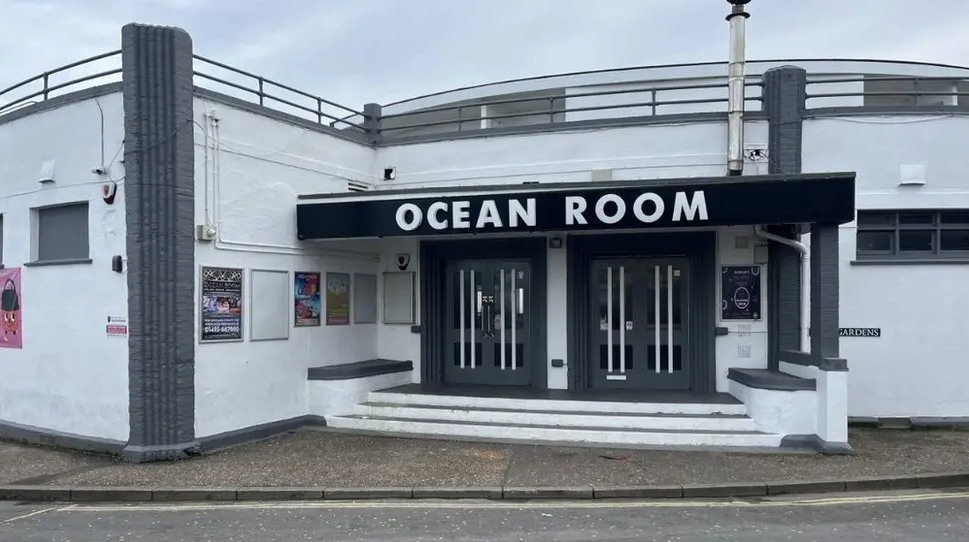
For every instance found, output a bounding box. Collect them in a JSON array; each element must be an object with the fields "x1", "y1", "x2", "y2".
[{"x1": 324, "y1": 387, "x2": 786, "y2": 450}]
